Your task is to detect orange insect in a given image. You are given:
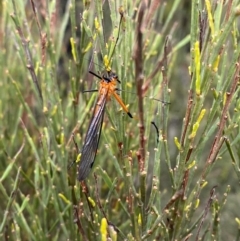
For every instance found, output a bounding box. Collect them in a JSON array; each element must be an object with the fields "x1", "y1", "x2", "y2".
[{"x1": 78, "y1": 70, "x2": 132, "y2": 181}]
